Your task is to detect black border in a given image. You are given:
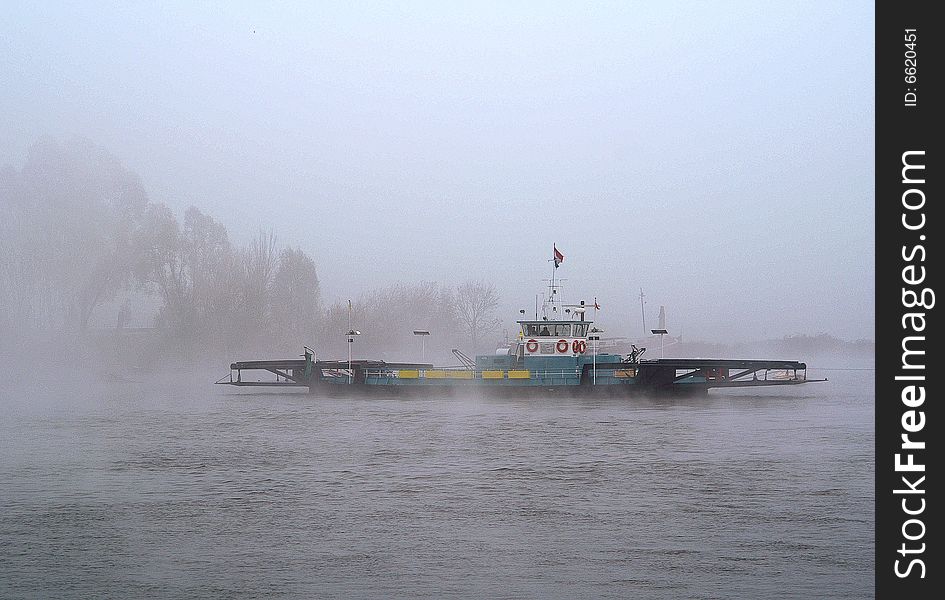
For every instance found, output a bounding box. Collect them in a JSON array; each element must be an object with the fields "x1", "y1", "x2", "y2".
[{"x1": 876, "y1": 2, "x2": 939, "y2": 596}]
